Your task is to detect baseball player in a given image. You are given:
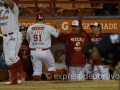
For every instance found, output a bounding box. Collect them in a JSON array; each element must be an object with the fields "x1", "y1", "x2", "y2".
[
  {"x1": 19, "y1": 26, "x2": 33, "y2": 81},
  {"x1": 77, "y1": 9, "x2": 91, "y2": 79},
  {"x1": 89, "y1": 22, "x2": 110, "y2": 80},
  {"x1": 26, "y1": 12, "x2": 60, "y2": 81},
  {"x1": 0, "y1": 0, "x2": 25, "y2": 84},
  {"x1": 19, "y1": 26, "x2": 30, "y2": 72},
  {"x1": 82, "y1": 33, "x2": 120, "y2": 70},
  {"x1": 57, "y1": 20, "x2": 89, "y2": 81}
]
